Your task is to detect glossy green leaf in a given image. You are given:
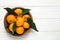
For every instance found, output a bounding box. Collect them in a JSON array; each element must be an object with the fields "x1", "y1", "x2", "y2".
[
  {"x1": 27, "y1": 18, "x2": 33, "y2": 24},
  {"x1": 27, "y1": 18, "x2": 38, "y2": 32},
  {"x1": 30, "y1": 23, "x2": 38, "y2": 32},
  {"x1": 22, "y1": 9, "x2": 30, "y2": 14},
  {"x1": 4, "y1": 8, "x2": 14, "y2": 13},
  {"x1": 12, "y1": 22, "x2": 16, "y2": 34}
]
